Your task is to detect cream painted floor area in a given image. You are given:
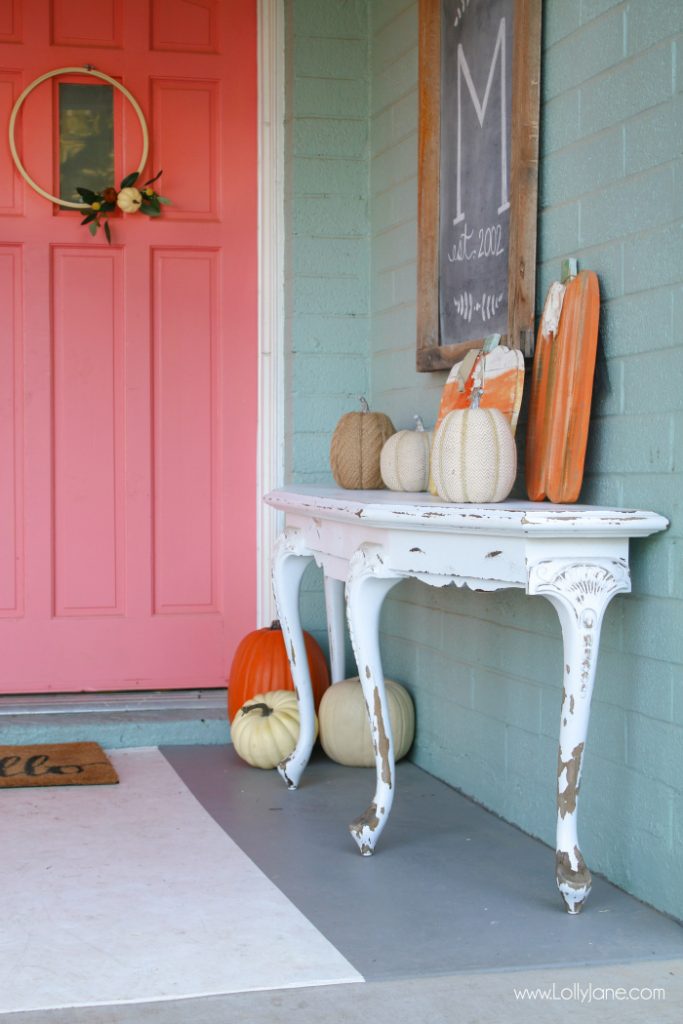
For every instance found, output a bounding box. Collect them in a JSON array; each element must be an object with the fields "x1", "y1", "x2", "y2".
[{"x1": 0, "y1": 748, "x2": 361, "y2": 1014}]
